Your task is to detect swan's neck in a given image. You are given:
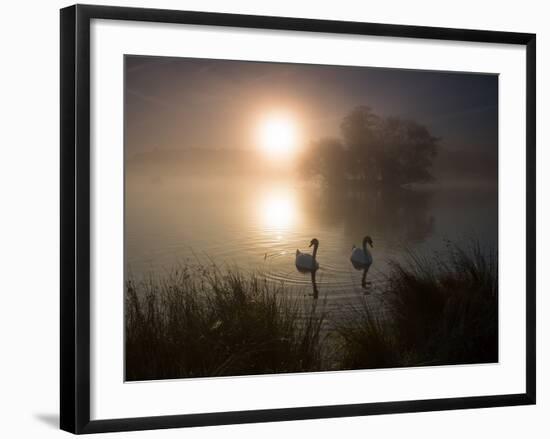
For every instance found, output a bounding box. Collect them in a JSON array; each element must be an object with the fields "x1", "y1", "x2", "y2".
[
  {"x1": 312, "y1": 243, "x2": 319, "y2": 260},
  {"x1": 363, "y1": 242, "x2": 371, "y2": 256}
]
